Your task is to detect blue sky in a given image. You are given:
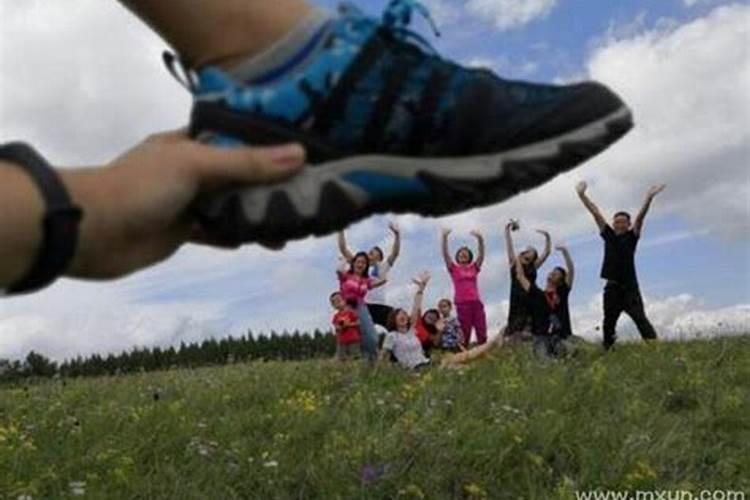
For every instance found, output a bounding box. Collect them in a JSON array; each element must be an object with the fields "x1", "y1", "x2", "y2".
[{"x1": 0, "y1": 0, "x2": 748, "y2": 360}]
